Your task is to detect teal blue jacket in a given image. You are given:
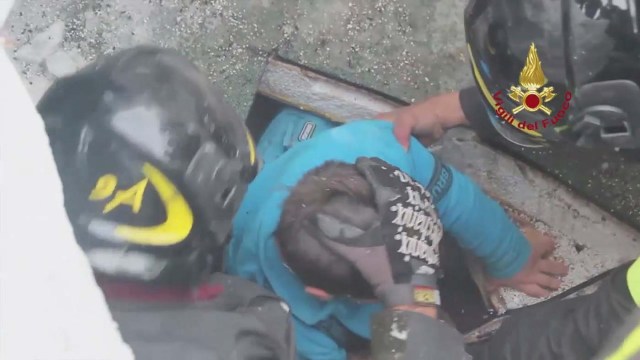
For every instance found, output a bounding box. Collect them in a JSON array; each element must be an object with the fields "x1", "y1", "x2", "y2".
[{"x1": 226, "y1": 109, "x2": 531, "y2": 360}]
